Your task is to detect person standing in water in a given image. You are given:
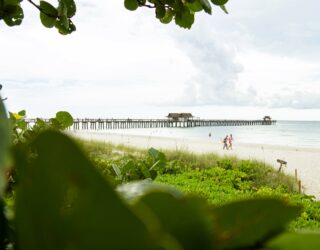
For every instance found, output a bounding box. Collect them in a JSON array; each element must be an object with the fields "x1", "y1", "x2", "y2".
[{"x1": 228, "y1": 134, "x2": 233, "y2": 150}]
